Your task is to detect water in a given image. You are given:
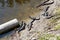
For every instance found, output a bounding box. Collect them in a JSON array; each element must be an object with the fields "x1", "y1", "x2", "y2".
[
  {"x1": 0, "y1": 0, "x2": 44, "y2": 40},
  {"x1": 0, "y1": 0, "x2": 44, "y2": 24}
]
